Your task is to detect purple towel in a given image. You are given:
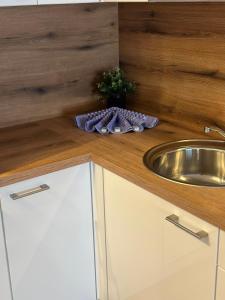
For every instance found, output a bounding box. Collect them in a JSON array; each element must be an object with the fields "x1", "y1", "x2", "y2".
[{"x1": 75, "y1": 107, "x2": 159, "y2": 134}]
